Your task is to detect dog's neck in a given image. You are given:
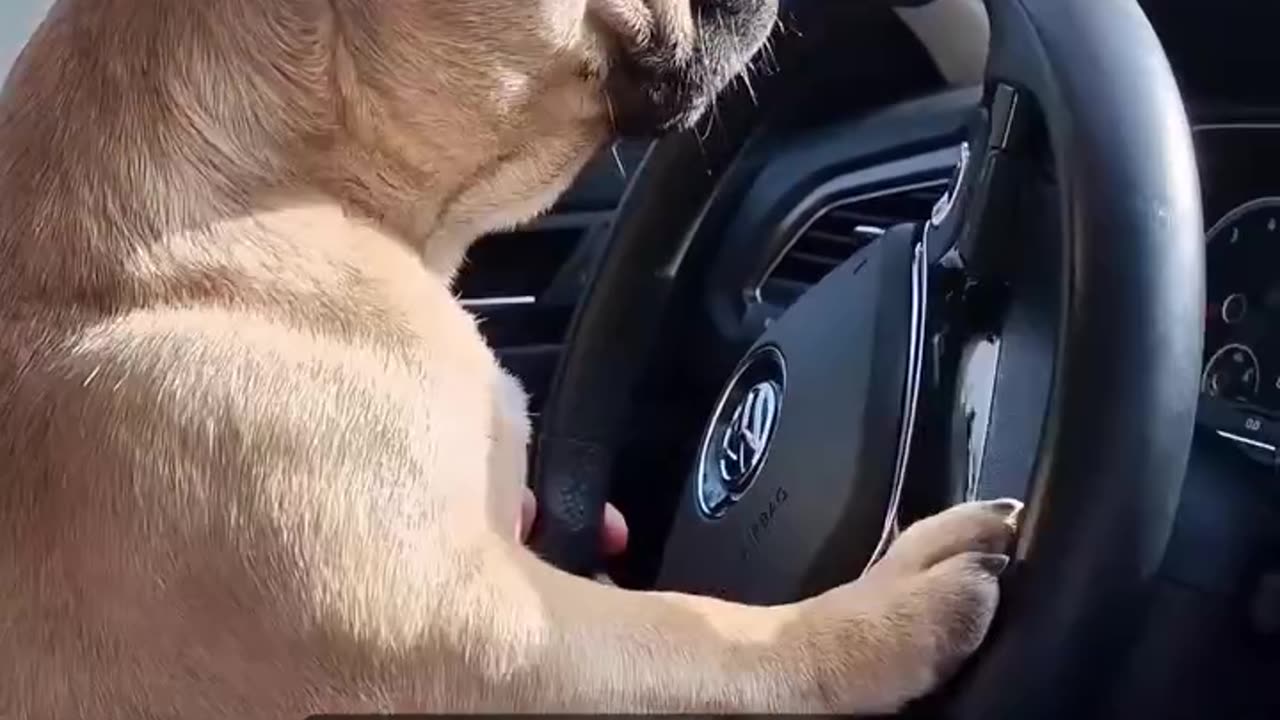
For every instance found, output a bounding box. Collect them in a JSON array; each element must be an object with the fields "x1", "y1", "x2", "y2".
[{"x1": 0, "y1": 0, "x2": 603, "y2": 298}]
